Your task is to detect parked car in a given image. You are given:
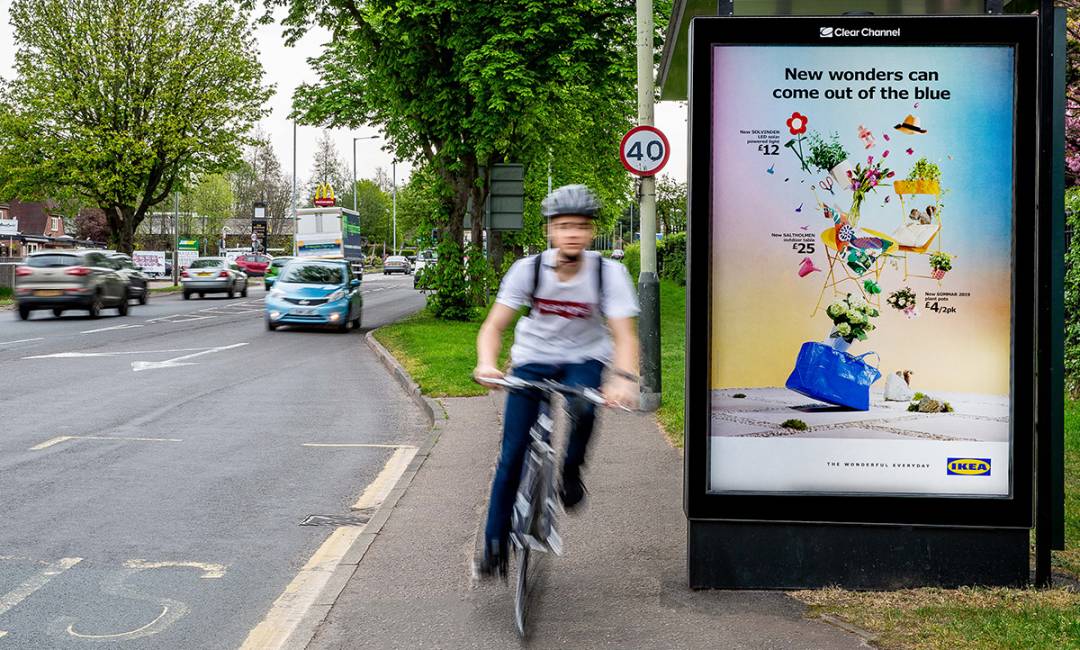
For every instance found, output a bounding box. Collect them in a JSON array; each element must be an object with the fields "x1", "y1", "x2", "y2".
[
  {"x1": 14, "y1": 250, "x2": 130, "y2": 320},
  {"x1": 412, "y1": 250, "x2": 437, "y2": 289},
  {"x1": 265, "y1": 259, "x2": 362, "y2": 332},
  {"x1": 180, "y1": 257, "x2": 249, "y2": 299},
  {"x1": 107, "y1": 253, "x2": 150, "y2": 305},
  {"x1": 235, "y1": 253, "x2": 271, "y2": 277},
  {"x1": 264, "y1": 256, "x2": 294, "y2": 290},
  {"x1": 383, "y1": 255, "x2": 411, "y2": 275}
]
